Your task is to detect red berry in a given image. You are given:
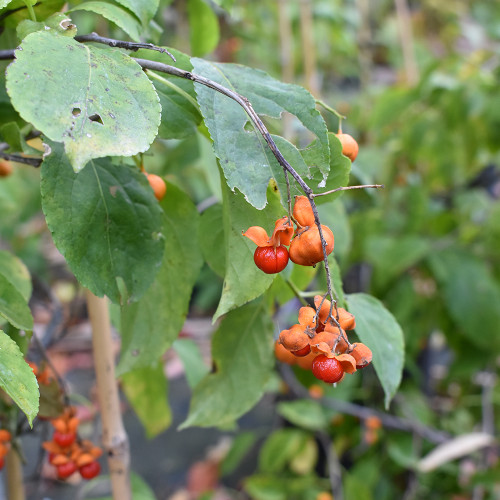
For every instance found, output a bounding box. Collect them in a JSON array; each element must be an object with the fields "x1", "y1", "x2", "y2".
[
  {"x1": 0, "y1": 457, "x2": 4, "y2": 470},
  {"x1": 57, "y1": 461, "x2": 77, "y2": 479},
  {"x1": 253, "y1": 245, "x2": 289, "y2": 274},
  {"x1": 53, "y1": 431, "x2": 76, "y2": 448},
  {"x1": 312, "y1": 354, "x2": 344, "y2": 384},
  {"x1": 292, "y1": 344, "x2": 311, "y2": 357},
  {"x1": 79, "y1": 460, "x2": 101, "y2": 480}
]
